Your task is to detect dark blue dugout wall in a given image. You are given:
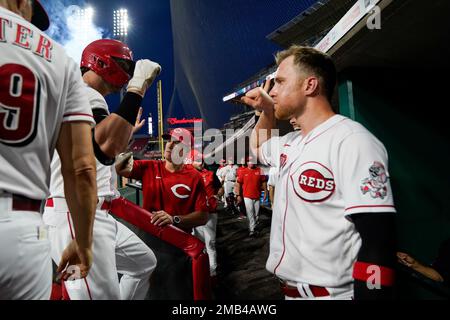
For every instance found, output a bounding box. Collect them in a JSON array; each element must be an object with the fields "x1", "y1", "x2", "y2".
[{"x1": 338, "y1": 68, "x2": 450, "y2": 299}]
